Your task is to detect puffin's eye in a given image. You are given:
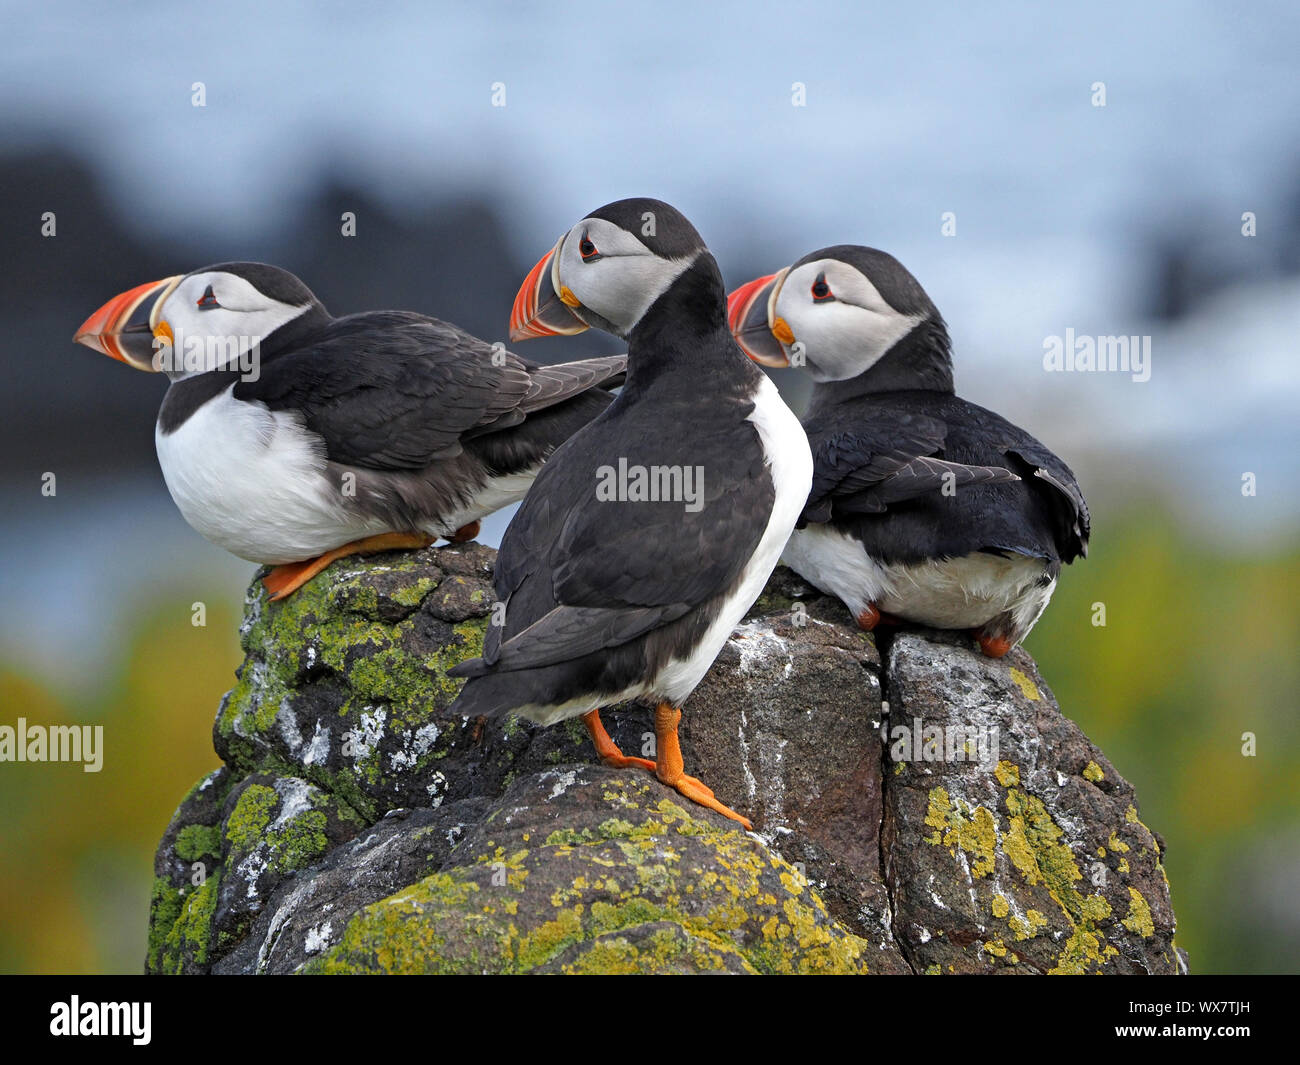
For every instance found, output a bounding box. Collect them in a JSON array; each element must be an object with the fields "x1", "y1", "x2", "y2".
[
  {"x1": 578, "y1": 235, "x2": 601, "y2": 262},
  {"x1": 197, "y1": 285, "x2": 220, "y2": 310},
  {"x1": 811, "y1": 274, "x2": 833, "y2": 302}
]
